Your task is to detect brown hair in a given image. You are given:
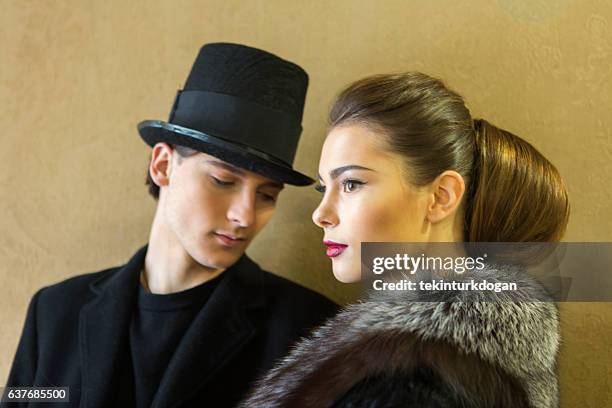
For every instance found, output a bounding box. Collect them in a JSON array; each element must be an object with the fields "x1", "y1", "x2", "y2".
[
  {"x1": 329, "y1": 72, "x2": 570, "y2": 242},
  {"x1": 145, "y1": 144, "x2": 199, "y2": 199}
]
